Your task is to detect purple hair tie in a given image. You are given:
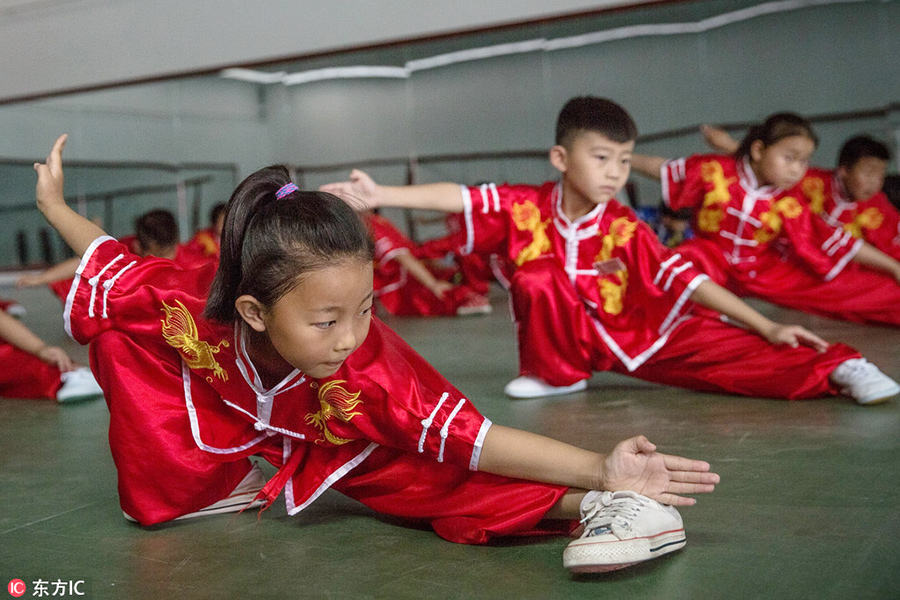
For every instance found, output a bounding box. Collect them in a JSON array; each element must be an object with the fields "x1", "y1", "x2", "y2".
[{"x1": 275, "y1": 182, "x2": 299, "y2": 200}]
